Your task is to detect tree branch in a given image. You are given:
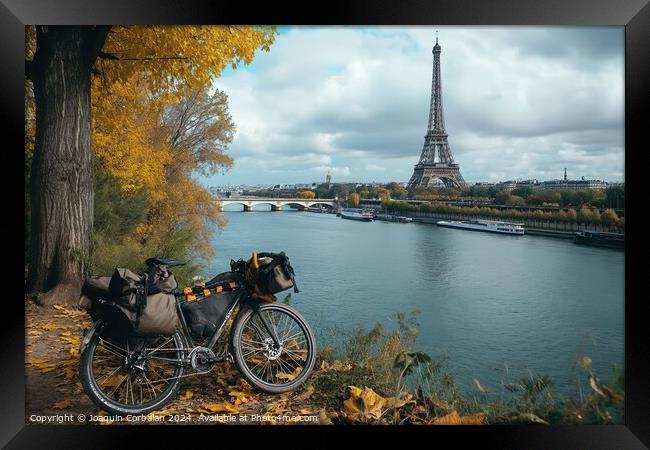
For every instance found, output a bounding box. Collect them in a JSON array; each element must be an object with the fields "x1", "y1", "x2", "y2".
[{"x1": 97, "y1": 52, "x2": 188, "y2": 62}]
